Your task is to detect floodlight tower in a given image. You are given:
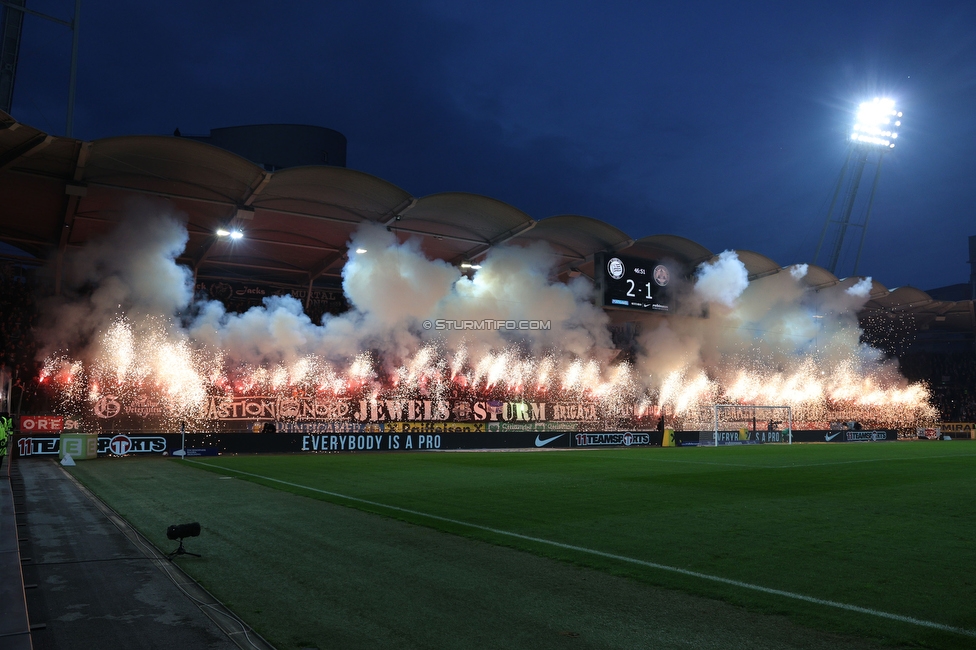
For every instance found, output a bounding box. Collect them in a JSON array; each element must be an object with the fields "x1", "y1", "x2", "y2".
[{"x1": 814, "y1": 98, "x2": 902, "y2": 275}]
